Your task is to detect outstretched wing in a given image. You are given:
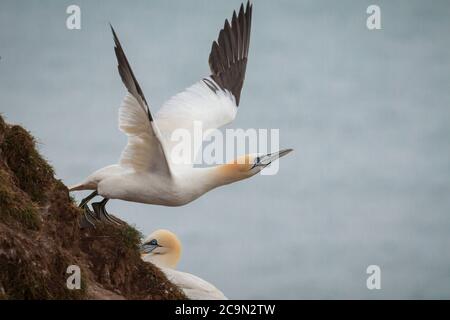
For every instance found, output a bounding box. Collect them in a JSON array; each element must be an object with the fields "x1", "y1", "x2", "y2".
[
  {"x1": 208, "y1": 1, "x2": 252, "y2": 106},
  {"x1": 156, "y1": 1, "x2": 252, "y2": 166},
  {"x1": 111, "y1": 25, "x2": 172, "y2": 176}
]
